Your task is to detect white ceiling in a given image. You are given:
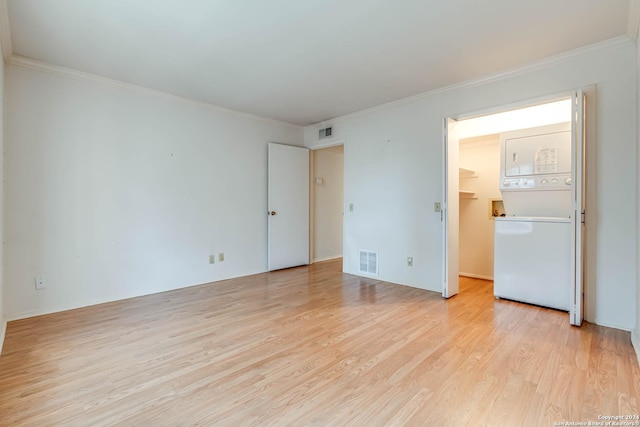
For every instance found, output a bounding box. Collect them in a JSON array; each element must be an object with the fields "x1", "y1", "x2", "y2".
[{"x1": 4, "y1": 0, "x2": 633, "y2": 126}]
